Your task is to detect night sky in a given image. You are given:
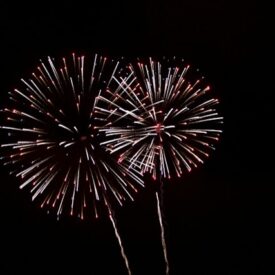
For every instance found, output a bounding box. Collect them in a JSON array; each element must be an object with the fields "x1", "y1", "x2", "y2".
[{"x1": 1, "y1": 1, "x2": 273, "y2": 275}]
